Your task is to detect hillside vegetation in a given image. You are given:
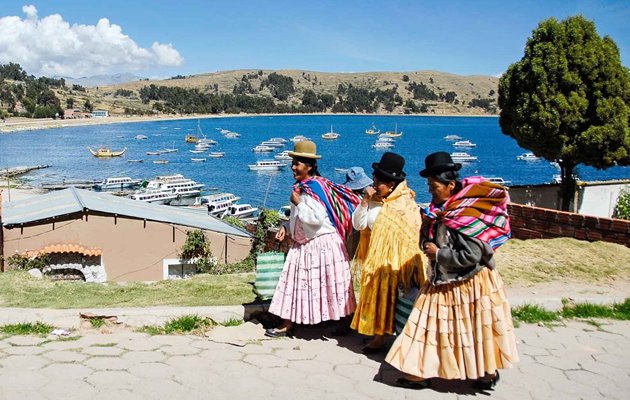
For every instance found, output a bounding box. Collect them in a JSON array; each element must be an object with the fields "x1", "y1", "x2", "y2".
[{"x1": 0, "y1": 63, "x2": 500, "y2": 118}]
